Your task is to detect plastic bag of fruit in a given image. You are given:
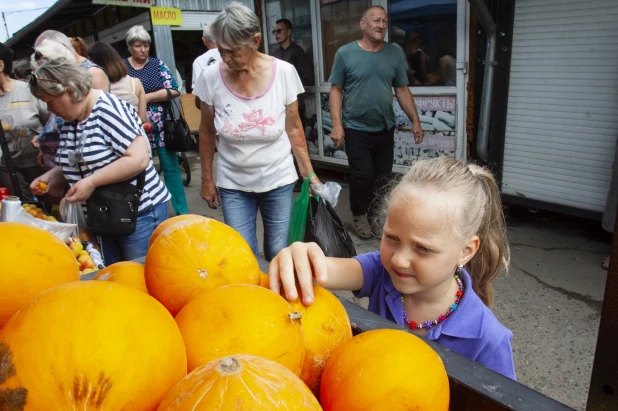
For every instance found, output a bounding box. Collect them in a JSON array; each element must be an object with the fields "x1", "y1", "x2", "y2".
[
  {"x1": 59, "y1": 199, "x2": 99, "y2": 249},
  {"x1": 13, "y1": 207, "x2": 76, "y2": 241}
]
